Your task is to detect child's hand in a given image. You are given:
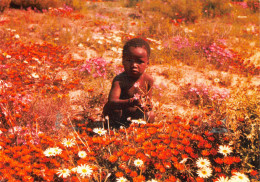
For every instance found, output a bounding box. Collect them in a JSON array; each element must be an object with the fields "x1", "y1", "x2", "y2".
[
  {"x1": 129, "y1": 93, "x2": 142, "y2": 107},
  {"x1": 133, "y1": 98, "x2": 142, "y2": 106}
]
